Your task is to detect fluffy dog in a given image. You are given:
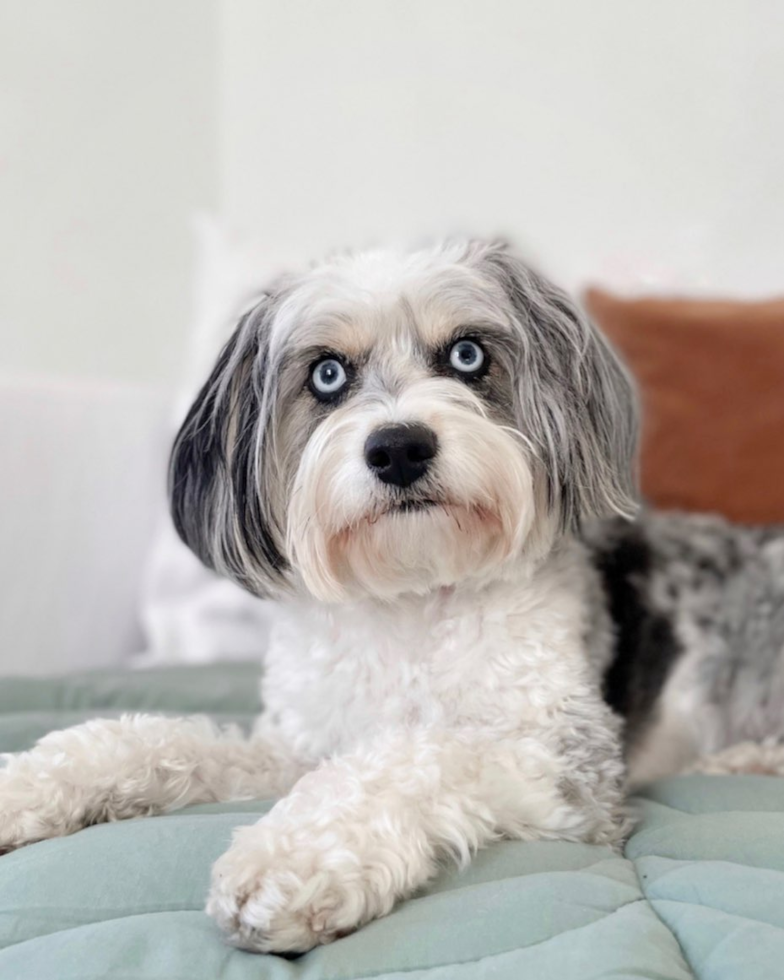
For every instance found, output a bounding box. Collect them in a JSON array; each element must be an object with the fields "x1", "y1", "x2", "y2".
[{"x1": 2, "y1": 240, "x2": 783, "y2": 954}]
